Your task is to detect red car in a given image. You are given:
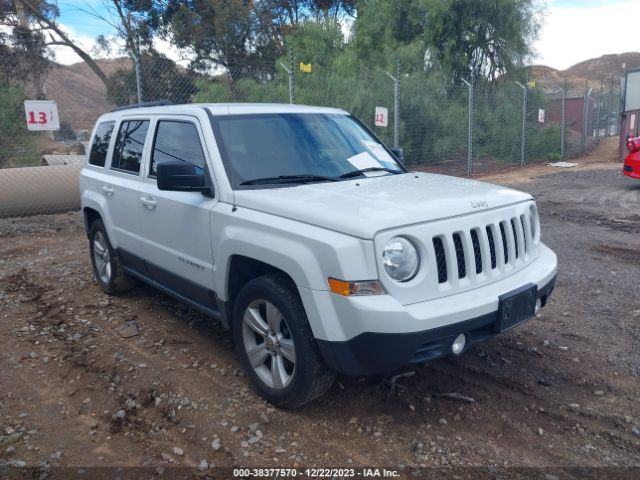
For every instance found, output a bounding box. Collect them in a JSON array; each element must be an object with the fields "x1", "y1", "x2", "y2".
[{"x1": 624, "y1": 136, "x2": 640, "y2": 179}]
